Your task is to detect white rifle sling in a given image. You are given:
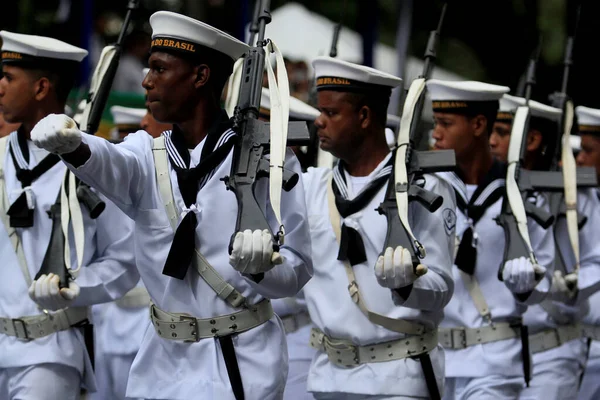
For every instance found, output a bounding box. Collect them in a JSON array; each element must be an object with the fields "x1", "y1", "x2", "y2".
[
  {"x1": 326, "y1": 175, "x2": 425, "y2": 336},
  {"x1": 265, "y1": 40, "x2": 290, "y2": 243},
  {"x1": 61, "y1": 171, "x2": 85, "y2": 279},
  {"x1": 395, "y1": 77, "x2": 427, "y2": 257},
  {"x1": 224, "y1": 58, "x2": 244, "y2": 118},
  {"x1": 79, "y1": 45, "x2": 117, "y2": 130},
  {"x1": 560, "y1": 100, "x2": 580, "y2": 272},
  {"x1": 152, "y1": 137, "x2": 247, "y2": 309},
  {"x1": 0, "y1": 136, "x2": 31, "y2": 285},
  {"x1": 506, "y1": 106, "x2": 537, "y2": 264}
]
